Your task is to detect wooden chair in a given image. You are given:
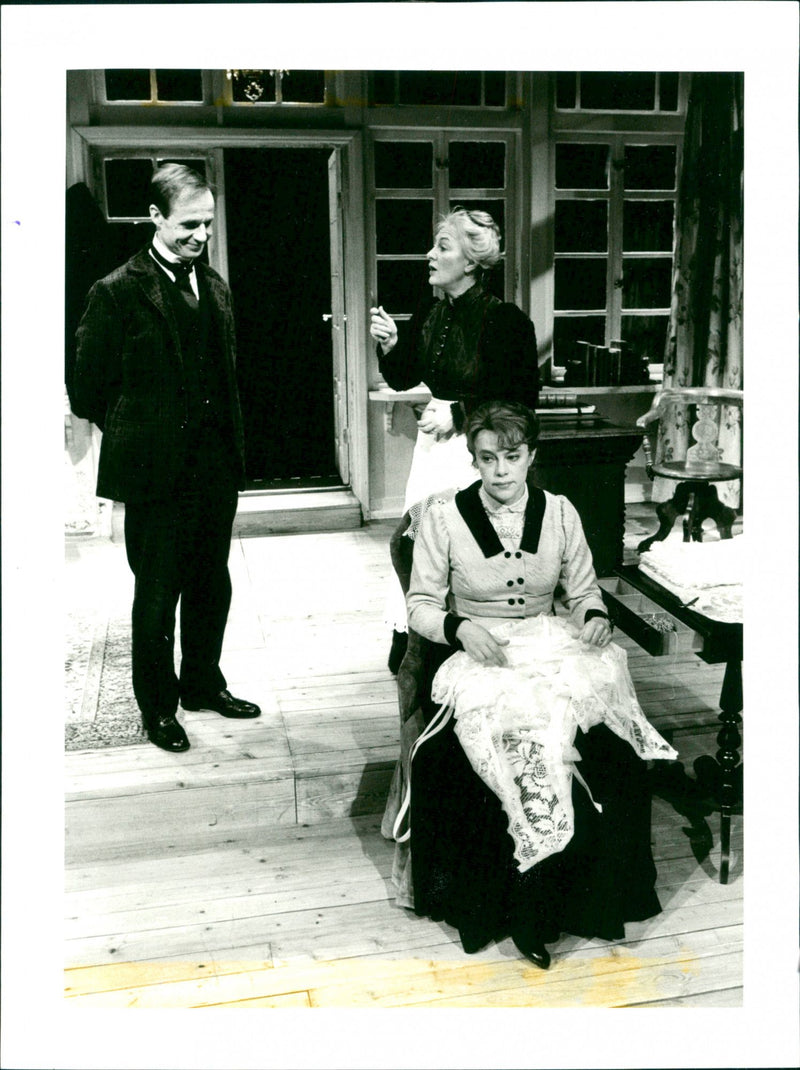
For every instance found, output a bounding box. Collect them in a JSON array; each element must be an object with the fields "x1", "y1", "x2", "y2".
[
  {"x1": 636, "y1": 387, "x2": 743, "y2": 553},
  {"x1": 382, "y1": 514, "x2": 452, "y2": 810}
]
